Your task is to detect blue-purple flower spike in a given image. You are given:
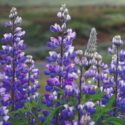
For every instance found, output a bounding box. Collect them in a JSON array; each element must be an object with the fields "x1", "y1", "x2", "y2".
[
  {"x1": 25, "y1": 55, "x2": 40, "y2": 101},
  {"x1": 0, "y1": 7, "x2": 28, "y2": 111},
  {"x1": 43, "y1": 4, "x2": 77, "y2": 124},
  {"x1": 108, "y1": 35, "x2": 125, "y2": 116}
]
